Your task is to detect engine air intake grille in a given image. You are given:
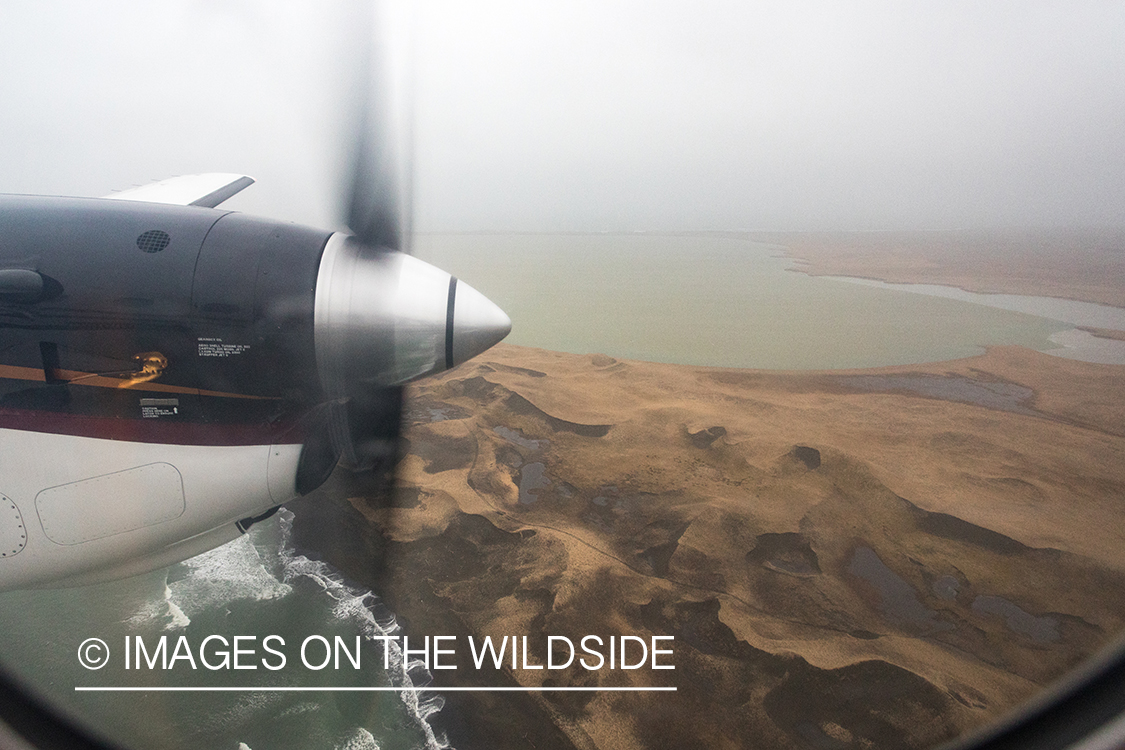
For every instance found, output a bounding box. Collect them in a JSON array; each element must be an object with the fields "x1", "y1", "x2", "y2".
[{"x1": 136, "y1": 230, "x2": 170, "y2": 253}]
